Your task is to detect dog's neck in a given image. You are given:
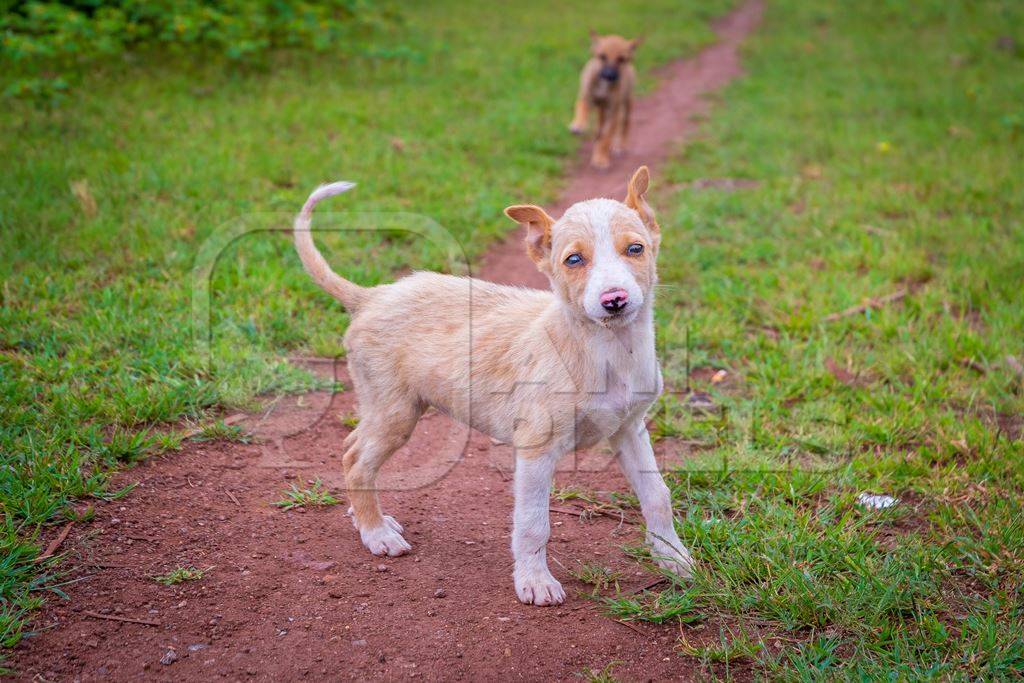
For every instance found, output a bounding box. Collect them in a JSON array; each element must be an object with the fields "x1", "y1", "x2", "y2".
[
  {"x1": 537, "y1": 297, "x2": 658, "y2": 403},
  {"x1": 548, "y1": 296, "x2": 656, "y2": 359}
]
